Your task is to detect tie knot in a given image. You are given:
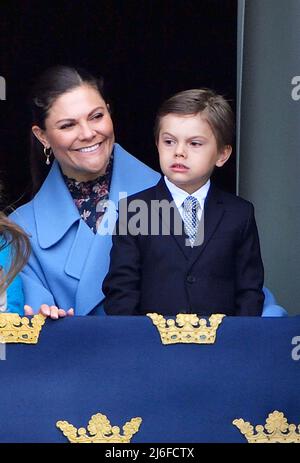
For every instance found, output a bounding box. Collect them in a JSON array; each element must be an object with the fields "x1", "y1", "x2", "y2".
[{"x1": 183, "y1": 196, "x2": 200, "y2": 212}]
